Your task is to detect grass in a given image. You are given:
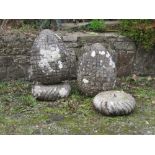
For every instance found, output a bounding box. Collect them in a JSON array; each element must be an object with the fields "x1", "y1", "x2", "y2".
[{"x1": 0, "y1": 77, "x2": 155, "y2": 134}]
